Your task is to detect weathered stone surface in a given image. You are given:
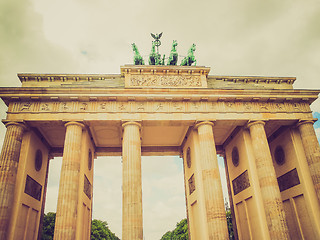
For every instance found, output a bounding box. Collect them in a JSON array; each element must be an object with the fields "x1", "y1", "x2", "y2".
[
  {"x1": 247, "y1": 120, "x2": 290, "y2": 239},
  {"x1": 54, "y1": 122, "x2": 84, "y2": 240},
  {"x1": 122, "y1": 121, "x2": 143, "y2": 240},
  {"x1": 0, "y1": 65, "x2": 319, "y2": 239},
  {"x1": 297, "y1": 120, "x2": 320, "y2": 202},
  {"x1": 0, "y1": 122, "x2": 26, "y2": 239},
  {"x1": 195, "y1": 121, "x2": 229, "y2": 239}
]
